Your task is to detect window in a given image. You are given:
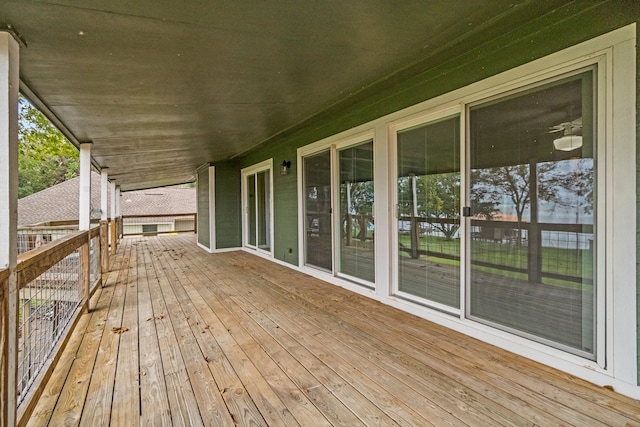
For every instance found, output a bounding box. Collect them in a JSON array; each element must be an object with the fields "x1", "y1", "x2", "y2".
[
  {"x1": 338, "y1": 141, "x2": 375, "y2": 283},
  {"x1": 142, "y1": 224, "x2": 158, "y2": 234},
  {"x1": 467, "y1": 69, "x2": 596, "y2": 358},
  {"x1": 396, "y1": 115, "x2": 460, "y2": 310}
]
